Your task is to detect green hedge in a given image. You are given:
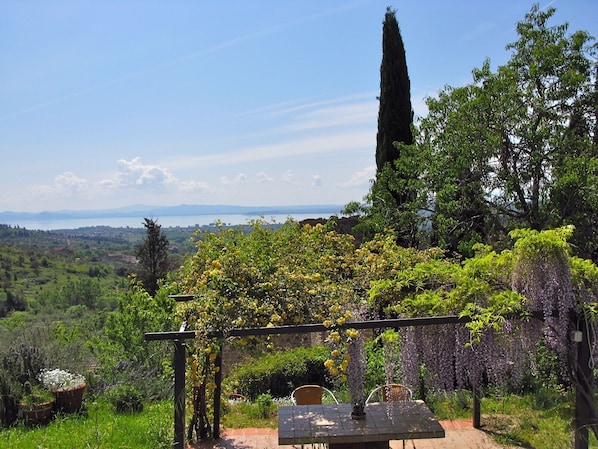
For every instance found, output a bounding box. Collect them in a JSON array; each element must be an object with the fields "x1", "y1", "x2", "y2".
[{"x1": 225, "y1": 346, "x2": 332, "y2": 400}]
